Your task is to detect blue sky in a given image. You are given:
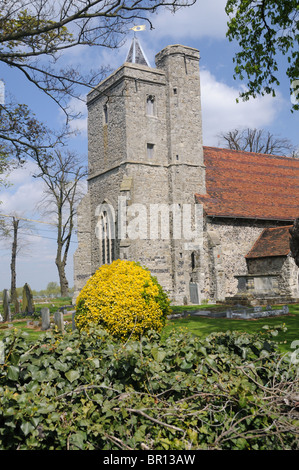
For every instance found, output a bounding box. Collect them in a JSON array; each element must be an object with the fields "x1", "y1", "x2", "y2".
[{"x1": 0, "y1": 0, "x2": 298, "y2": 292}]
